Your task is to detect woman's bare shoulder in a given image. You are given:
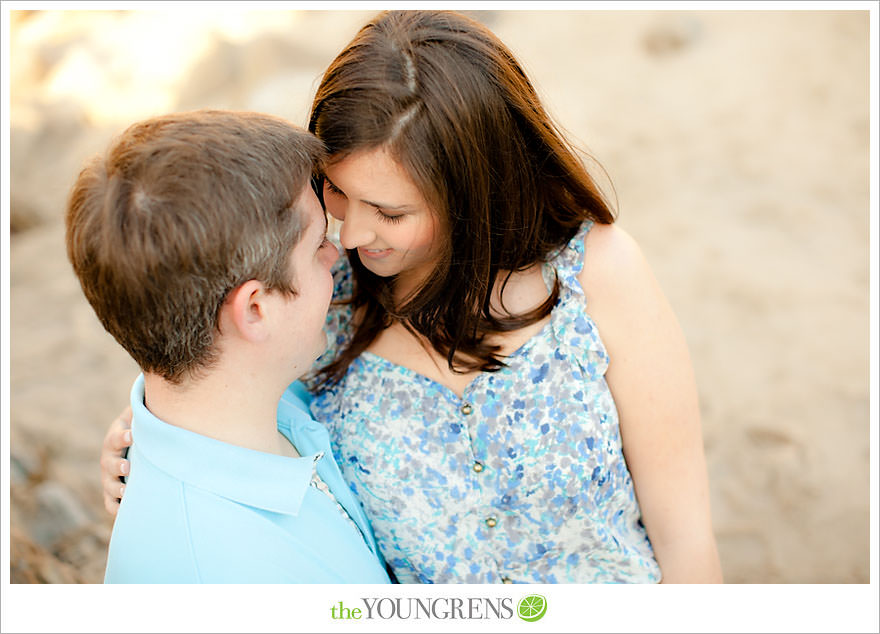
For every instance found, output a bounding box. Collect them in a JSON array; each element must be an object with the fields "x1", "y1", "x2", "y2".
[{"x1": 579, "y1": 222, "x2": 655, "y2": 305}]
